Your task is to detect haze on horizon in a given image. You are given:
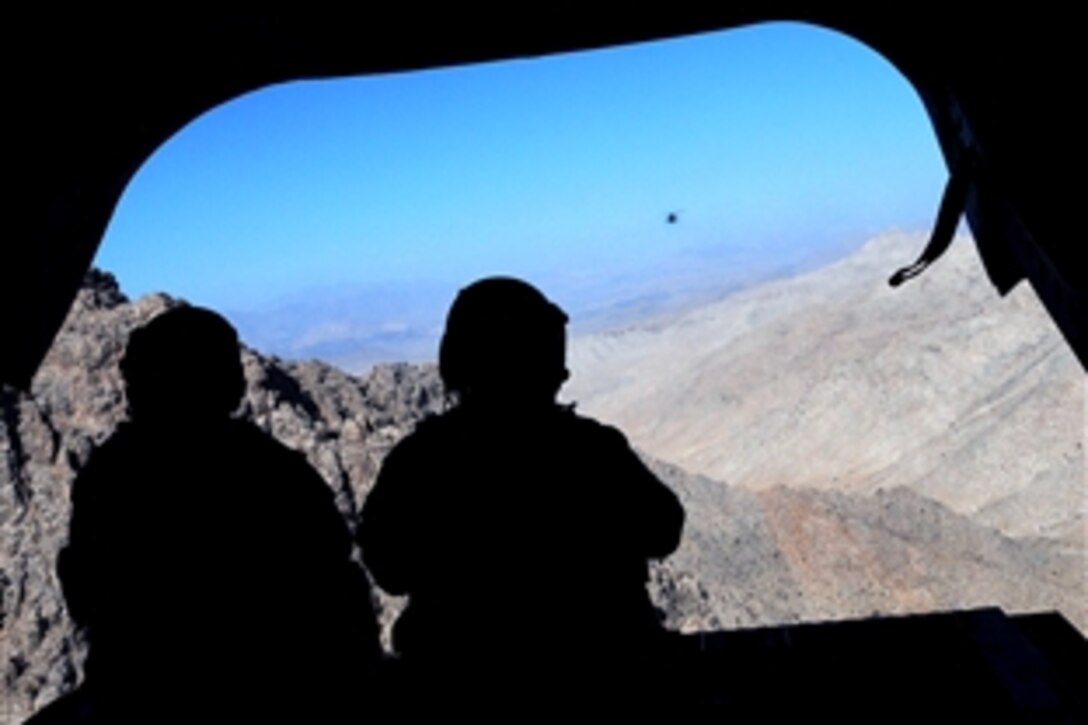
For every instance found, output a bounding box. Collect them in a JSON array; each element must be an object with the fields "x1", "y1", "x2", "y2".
[{"x1": 94, "y1": 21, "x2": 945, "y2": 367}]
